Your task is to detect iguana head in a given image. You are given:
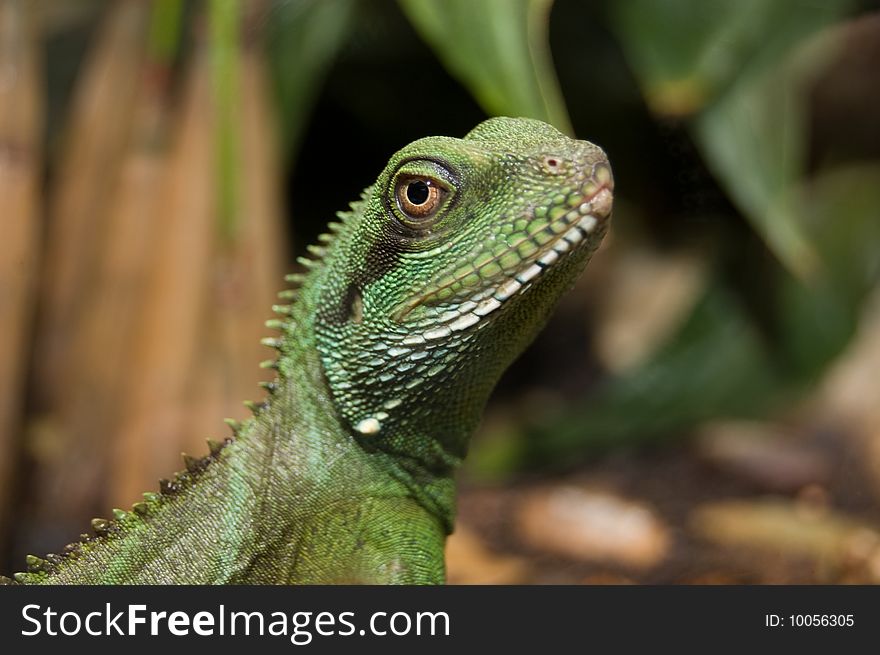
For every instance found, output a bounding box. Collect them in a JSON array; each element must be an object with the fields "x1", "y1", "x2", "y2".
[{"x1": 307, "y1": 116, "x2": 612, "y2": 480}]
